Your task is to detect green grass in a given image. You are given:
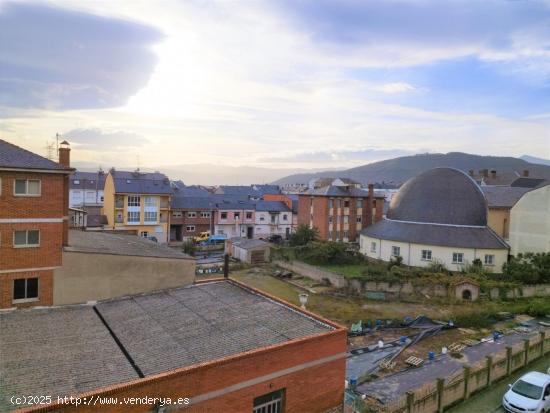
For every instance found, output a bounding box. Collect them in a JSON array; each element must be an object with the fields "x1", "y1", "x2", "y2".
[{"x1": 449, "y1": 353, "x2": 550, "y2": 413}]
